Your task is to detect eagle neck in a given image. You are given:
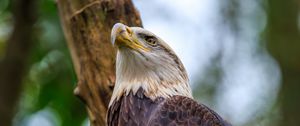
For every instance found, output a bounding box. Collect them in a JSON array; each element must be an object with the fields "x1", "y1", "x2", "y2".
[{"x1": 109, "y1": 50, "x2": 193, "y2": 107}]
